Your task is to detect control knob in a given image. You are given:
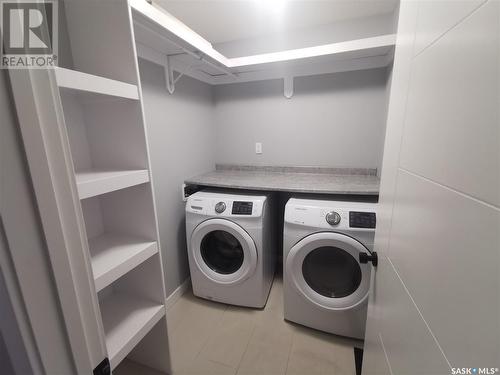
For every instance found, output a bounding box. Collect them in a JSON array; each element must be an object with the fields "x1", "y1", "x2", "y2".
[
  {"x1": 326, "y1": 211, "x2": 341, "y2": 226},
  {"x1": 215, "y1": 202, "x2": 226, "y2": 214}
]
